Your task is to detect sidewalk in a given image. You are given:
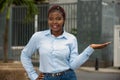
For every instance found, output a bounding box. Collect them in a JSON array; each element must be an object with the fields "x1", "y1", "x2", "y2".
[
  {"x1": 76, "y1": 67, "x2": 120, "y2": 80},
  {"x1": 0, "y1": 61, "x2": 29, "y2": 80},
  {"x1": 78, "y1": 67, "x2": 120, "y2": 73}
]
